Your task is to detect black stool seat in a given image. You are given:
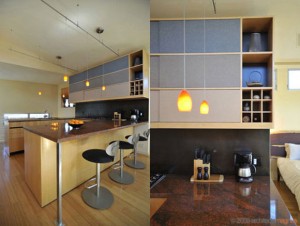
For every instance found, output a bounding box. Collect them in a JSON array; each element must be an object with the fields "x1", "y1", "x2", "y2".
[
  {"x1": 125, "y1": 135, "x2": 147, "y2": 142},
  {"x1": 82, "y1": 149, "x2": 114, "y2": 164},
  {"x1": 109, "y1": 141, "x2": 133, "y2": 149}
]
